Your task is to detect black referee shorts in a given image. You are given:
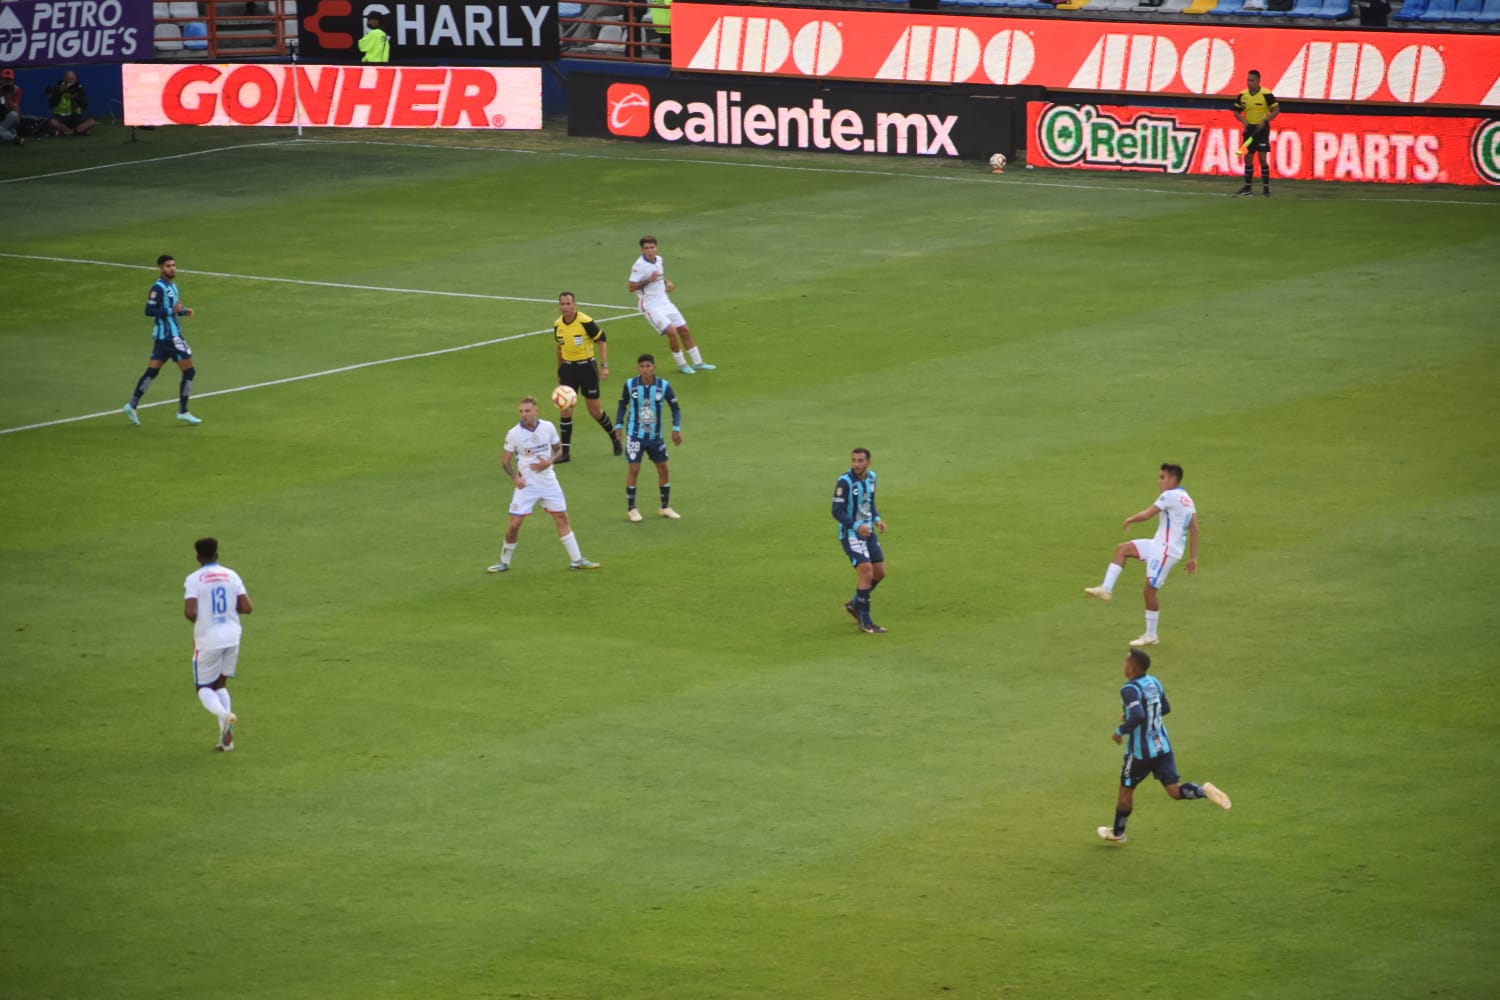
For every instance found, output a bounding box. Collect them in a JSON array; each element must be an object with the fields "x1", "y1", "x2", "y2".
[{"x1": 558, "y1": 361, "x2": 601, "y2": 399}]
